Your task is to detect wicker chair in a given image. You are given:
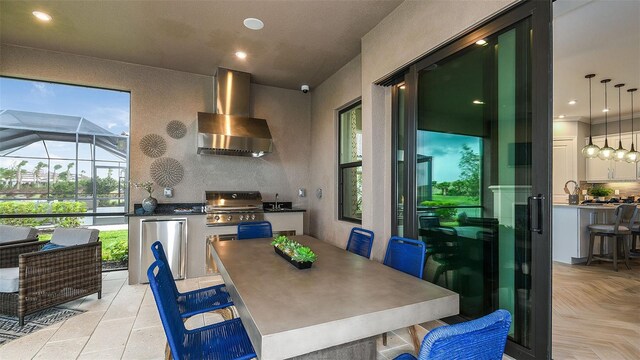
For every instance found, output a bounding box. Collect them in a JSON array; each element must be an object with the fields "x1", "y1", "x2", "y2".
[
  {"x1": 0, "y1": 225, "x2": 39, "y2": 246},
  {"x1": 0, "y1": 228, "x2": 102, "y2": 326}
]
